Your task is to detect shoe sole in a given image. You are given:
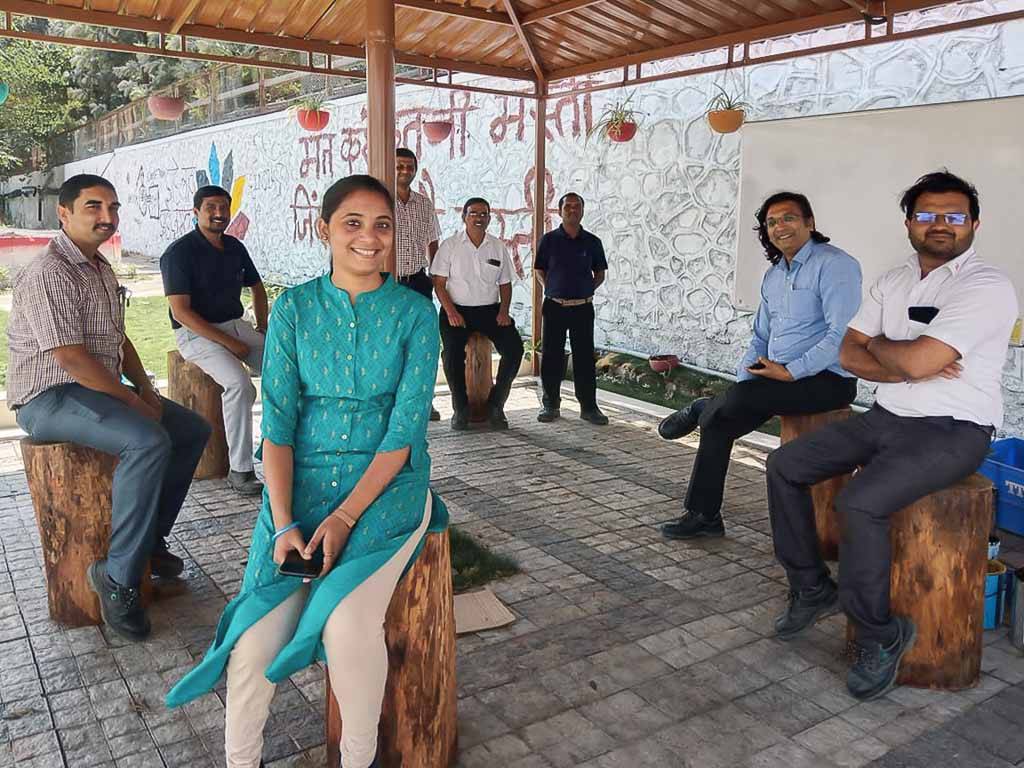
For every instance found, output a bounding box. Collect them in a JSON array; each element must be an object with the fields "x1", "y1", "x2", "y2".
[
  {"x1": 776, "y1": 594, "x2": 840, "y2": 641},
  {"x1": 86, "y1": 564, "x2": 150, "y2": 642},
  {"x1": 851, "y1": 620, "x2": 918, "y2": 701},
  {"x1": 661, "y1": 526, "x2": 726, "y2": 540}
]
